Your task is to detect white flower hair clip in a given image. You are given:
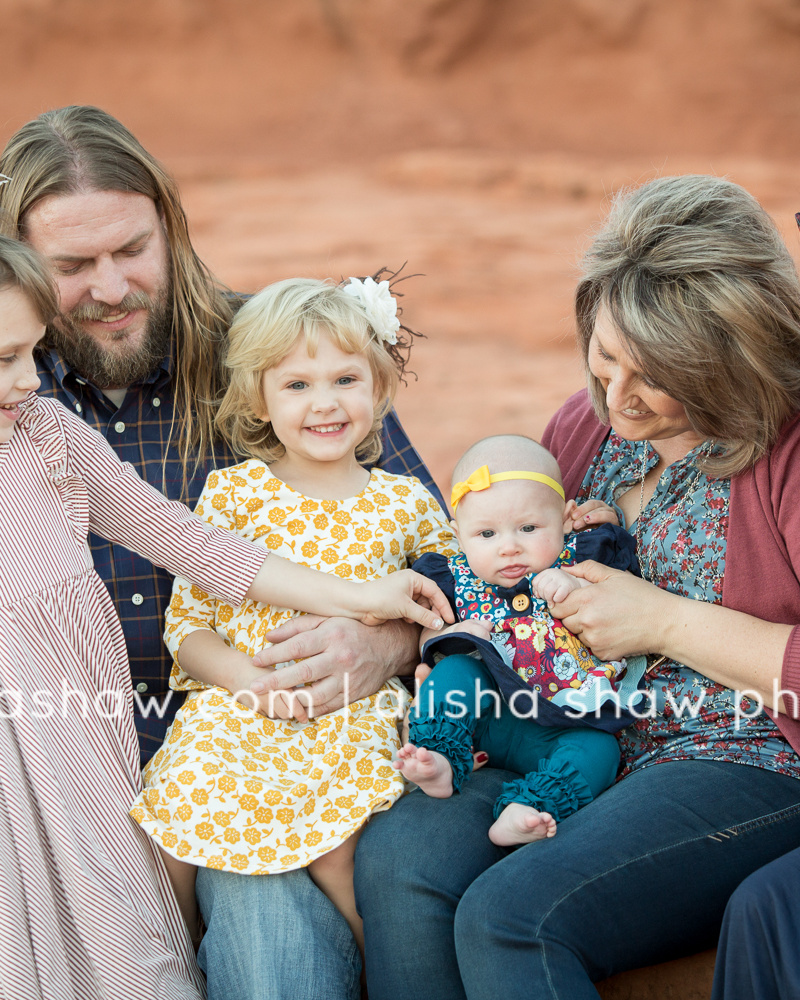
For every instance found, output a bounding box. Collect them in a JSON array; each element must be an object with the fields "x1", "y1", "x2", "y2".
[
  {"x1": 343, "y1": 275, "x2": 401, "y2": 345},
  {"x1": 0, "y1": 174, "x2": 11, "y2": 188}
]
